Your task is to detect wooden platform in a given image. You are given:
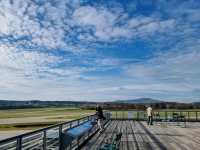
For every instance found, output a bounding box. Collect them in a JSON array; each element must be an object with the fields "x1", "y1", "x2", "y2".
[{"x1": 81, "y1": 120, "x2": 200, "y2": 150}]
